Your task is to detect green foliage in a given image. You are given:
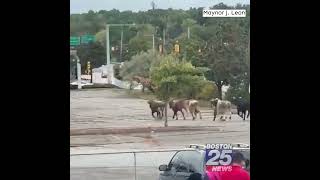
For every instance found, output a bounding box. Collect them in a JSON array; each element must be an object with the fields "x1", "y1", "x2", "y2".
[
  {"x1": 95, "y1": 30, "x2": 106, "y2": 47},
  {"x1": 150, "y1": 55, "x2": 205, "y2": 100},
  {"x1": 119, "y1": 50, "x2": 161, "y2": 80},
  {"x1": 71, "y1": 4, "x2": 250, "y2": 103},
  {"x1": 127, "y1": 37, "x2": 152, "y2": 58},
  {"x1": 125, "y1": 24, "x2": 156, "y2": 58},
  {"x1": 197, "y1": 81, "x2": 218, "y2": 100},
  {"x1": 194, "y1": 19, "x2": 250, "y2": 99},
  {"x1": 70, "y1": 3, "x2": 250, "y2": 62},
  {"x1": 76, "y1": 42, "x2": 105, "y2": 73},
  {"x1": 225, "y1": 74, "x2": 250, "y2": 104},
  {"x1": 113, "y1": 64, "x2": 122, "y2": 80}
]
